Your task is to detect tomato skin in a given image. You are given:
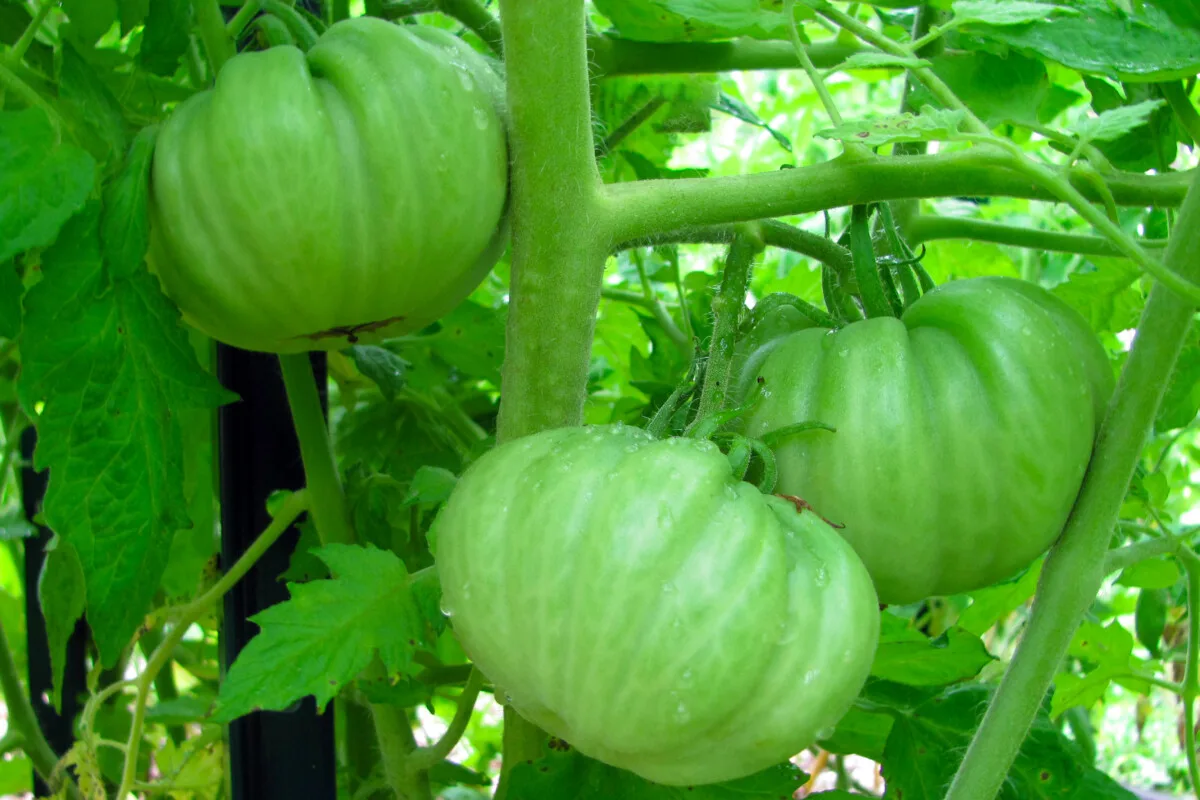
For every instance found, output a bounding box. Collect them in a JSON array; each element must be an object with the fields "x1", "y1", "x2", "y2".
[
  {"x1": 743, "y1": 276, "x2": 1114, "y2": 605},
  {"x1": 148, "y1": 18, "x2": 508, "y2": 353},
  {"x1": 434, "y1": 425, "x2": 879, "y2": 786}
]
